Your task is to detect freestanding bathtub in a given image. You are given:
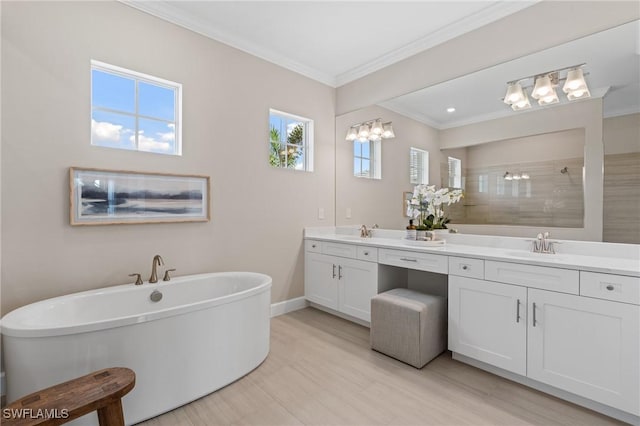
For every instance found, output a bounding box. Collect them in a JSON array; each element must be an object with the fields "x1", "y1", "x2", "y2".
[{"x1": 1, "y1": 272, "x2": 272, "y2": 425}]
